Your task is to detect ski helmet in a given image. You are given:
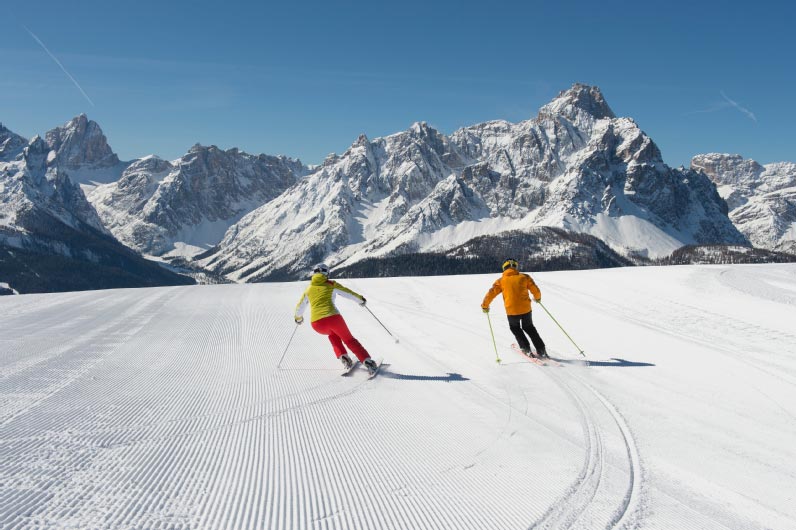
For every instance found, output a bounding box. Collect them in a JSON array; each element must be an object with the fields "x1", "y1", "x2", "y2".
[
  {"x1": 502, "y1": 258, "x2": 519, "y2": 271},
  {"x1": 313, "y1": 263, "x2": 330, "y2": 275}
]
